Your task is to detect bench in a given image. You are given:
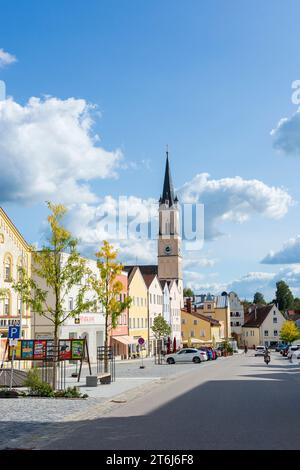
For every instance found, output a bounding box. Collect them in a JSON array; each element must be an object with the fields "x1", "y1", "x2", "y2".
[{"x1": 86, "y1": 373, "x2": 111, "y2": 387}]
